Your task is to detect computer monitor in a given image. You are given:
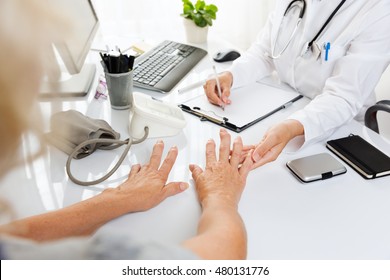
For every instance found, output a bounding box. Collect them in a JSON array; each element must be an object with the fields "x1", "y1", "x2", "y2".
[{"x1": 40, "y1": 0, "x2": 99, "y2": 97}]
